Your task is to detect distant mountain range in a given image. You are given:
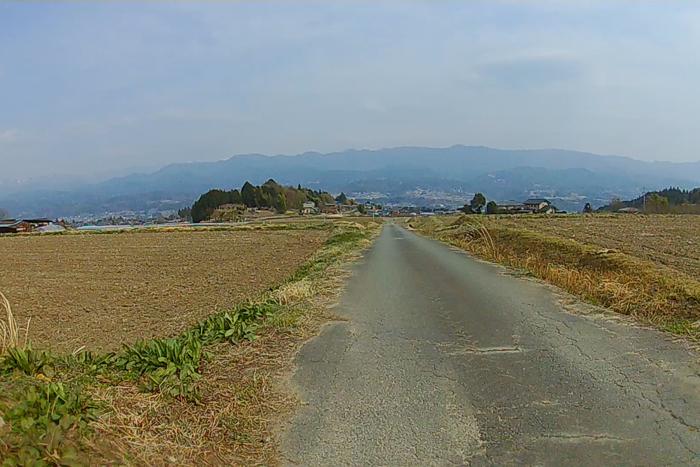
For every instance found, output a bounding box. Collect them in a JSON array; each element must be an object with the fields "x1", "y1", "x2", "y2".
[{"x1": 2, "y1": 145, "x2": 700, "y2": 218}]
